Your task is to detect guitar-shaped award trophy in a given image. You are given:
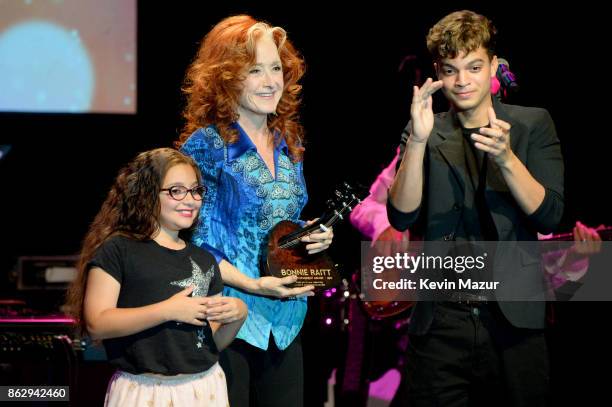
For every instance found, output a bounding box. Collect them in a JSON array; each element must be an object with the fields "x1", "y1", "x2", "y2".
[{"x1": 263, "y1": 182, "x2": 365, "y2": 290}]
